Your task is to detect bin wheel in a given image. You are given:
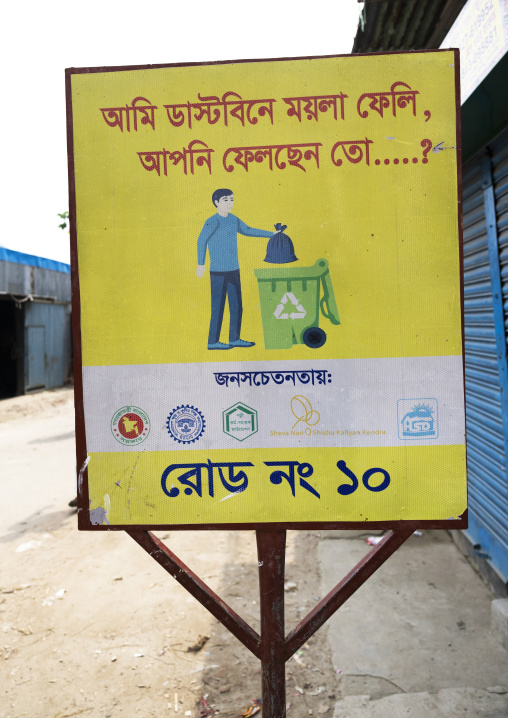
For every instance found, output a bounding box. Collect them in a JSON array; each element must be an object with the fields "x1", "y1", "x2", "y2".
[{"x1": 303, "y1": 327, "x2": 326, "y2": 349}]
